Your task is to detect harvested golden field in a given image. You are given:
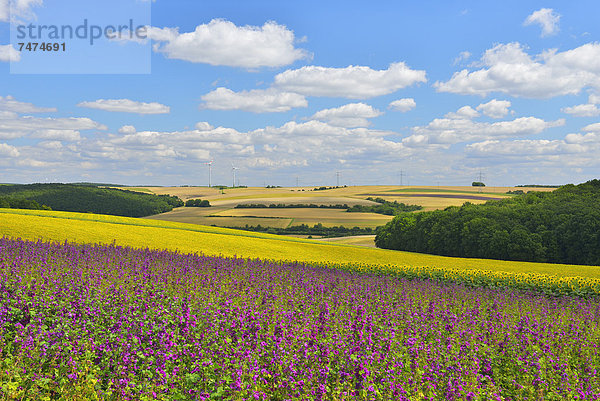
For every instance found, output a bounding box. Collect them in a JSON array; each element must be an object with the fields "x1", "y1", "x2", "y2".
[
  {"x1": 370, "y1": 196, "x2": 488, "y2": 212},
  {"x1": 148, "y1": 214, "x2": 293, "y2": 228},
  {"x1": 134, "y1": 185, "x2": 540, "y2": 229},
  {"x1": 213, "y1": 208, "x2": 392, "y2": 228},
  {"x1": 151, "y1": 205, "x2": 228, "y2": 217},
  {"x1": 143, "y1": 206, "x2": 294, "y2": 228},
  {"x1": 1, "y1": 208, "x2": 599, "y2": 281},
  {"x1": 389, "y1": 186, "x2": 555, "y2": 194},
  {"x1": 287, "y1": 218, "x2": 388, "y2": 229},
  {"x1": 210, "y1": 196, "x2": 377, "y2": 207},
  {"x1": 134, "y1": 185, "x2": 536, "y2": 206},
  {"x1": 315, "y1": 235, "x2": 377, "y2": 247}
]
